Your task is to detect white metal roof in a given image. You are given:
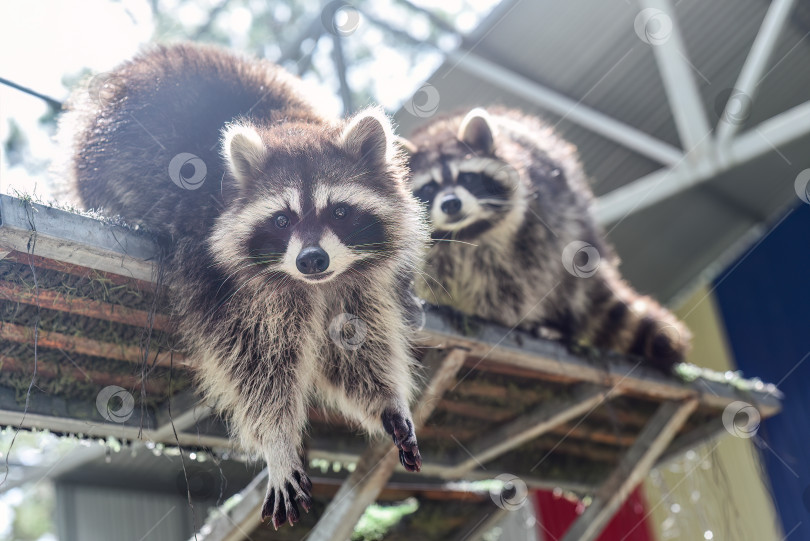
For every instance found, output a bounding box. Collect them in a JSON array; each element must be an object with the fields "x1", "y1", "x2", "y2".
[{"x1": 395, "y1": 0, "x2": 810, "y2": 303}]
